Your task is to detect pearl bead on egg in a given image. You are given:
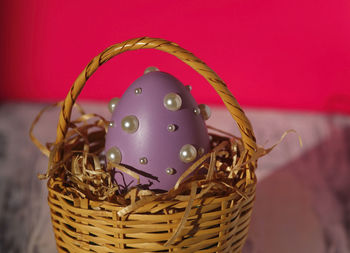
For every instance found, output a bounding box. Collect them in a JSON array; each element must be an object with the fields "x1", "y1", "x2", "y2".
[
  {"x1": 134, "y1": 88, "x2": 142, "y2": 95},
  {"x1": 121, "y1": 115, "x2": 139, "y2": 133},
  {"x1": 179, "y1": 144, "x2": 197, "y2": 163},
  {"x1": 198, "y1": 147, "x2": 205, "y2": 156},
  {"x1": 144, "y1": 66, "x2": 159, "y2": 74},
  {"x1": 193, "y1": 107, "x2": 200, "y2": 115},
  {"x1": 108, "y1": 121, "x2": 115, "y2": 127},
  {"x1": 167, "y1": 124, "x2": 177, "y2": 132},
  {"x1": 163, "y1": 93, "x2": 182, "y2": 111},
  {"x1": 199, "y1": 104, "x2": 211, "y2": 120},
  {"x1": 106, "y1": 147, "x2": 122, "y2": 164},
  {"x1": 165, "y1": 167, "x2": 176, "y2": 175},
  {"x1": 139, "y1": 157, "x2": 148, "y2": 165},
  {"x1": 108, "y1": 97, "x2": 120, "y2": 113},
  {"x1": 185, "y1": 85, "x2": 192, "y2": 92}
]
